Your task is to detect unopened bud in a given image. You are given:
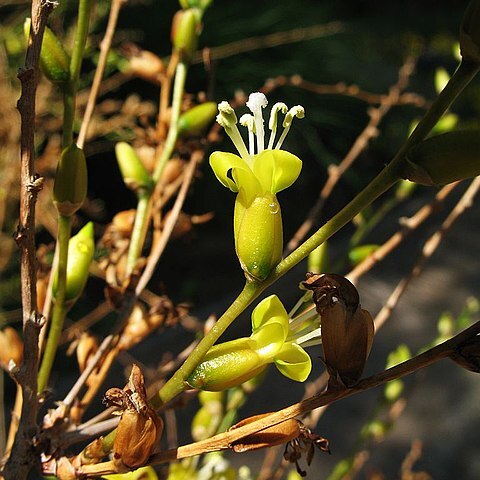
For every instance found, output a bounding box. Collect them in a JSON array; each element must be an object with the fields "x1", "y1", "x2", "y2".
[
  {"x1": 24, "y1": 18, "x2": 70, "y2": 84},
  {"x1": 53, "y1": 144, "x2": 87, "y2": 216},
  {"x1": 460, "y1": 0, "x2": 480, "y2": 64},
  {"x1": 178, "y1": 102, "x2": 217, "y2": 136},
  {"x1": 171, "y1": 9, "x2": 200, "y2": 63},
  {"x1": 303, "y1": 273, "x2": 374, "y2": 388},
  {"x1": 307, "y1": 242, "x2": 329, "y2": 273},
  {"x1": 115, "y1": 142, "x2": 154, "y2": 194},
  {"x1": 404, "y1": 130, "x2": 480, "y2": 186},
  {"x1": 348, "y1": 244, "x2": 379, "y2": 266},
  {"x1": 53, "y1": 222, "x2": 95, "y2": 306}
]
